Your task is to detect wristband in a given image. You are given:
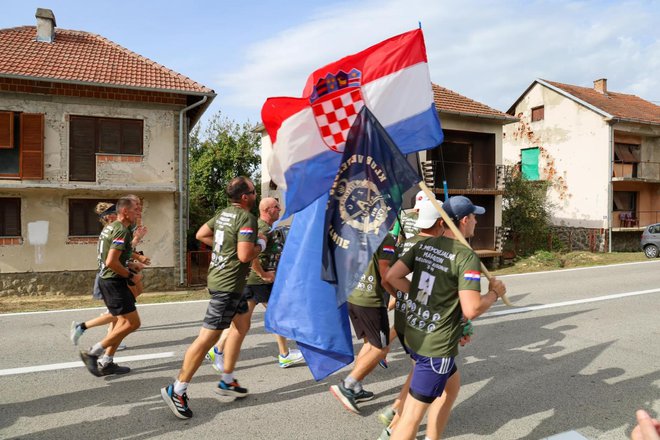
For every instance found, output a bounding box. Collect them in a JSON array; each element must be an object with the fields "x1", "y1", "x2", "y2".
[{"x1": 256, "y1": 238, "x2": 267, "y2": 251}]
